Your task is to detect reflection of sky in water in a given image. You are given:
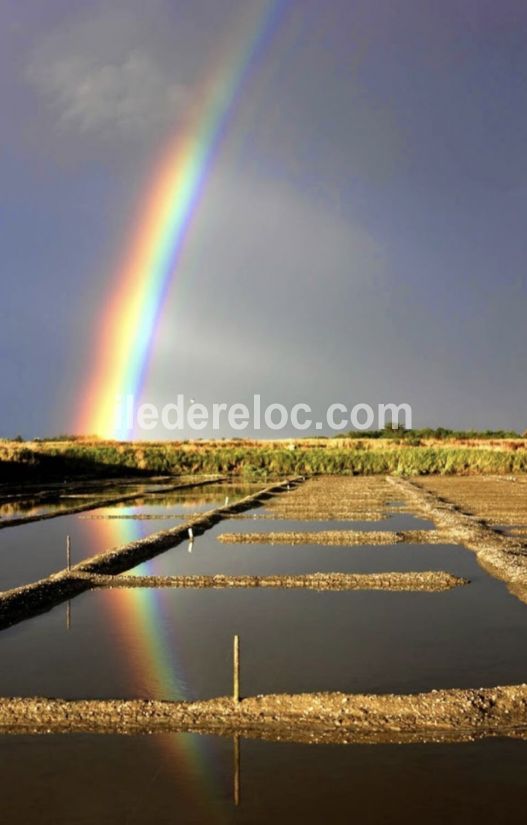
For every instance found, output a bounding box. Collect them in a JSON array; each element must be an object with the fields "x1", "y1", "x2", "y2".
[
  {"x1": 3, "y1": 485, "x2": 527, "y2": 740},
  {"x1": 5, "y1": 732, "x2": 527, "y2": 825},
  {"x1": 3, "y1": 491, "x2": 527, "y2": 822},
  {"x1": 2, "y1": 537, "x2": 527, "y2": 703},
  {"x1": 0, "y1": 483, "x2": 255, "y2": 590},
  {"x1": 127, "y1": 515, "x2": 435, "y2": 578}
]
